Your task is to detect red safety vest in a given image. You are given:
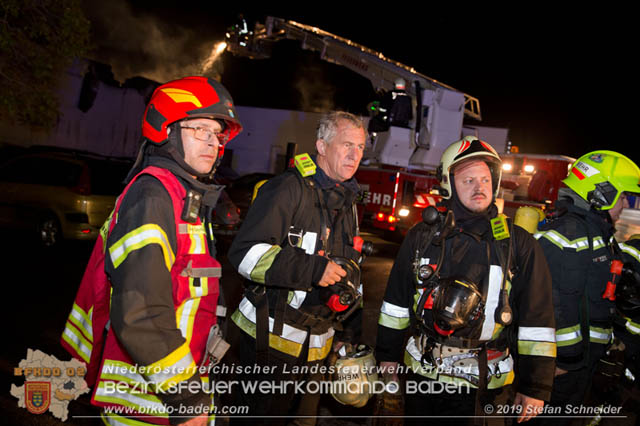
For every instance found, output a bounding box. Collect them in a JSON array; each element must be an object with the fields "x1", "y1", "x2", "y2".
[{"x1": 61, "y1": 166, "x2": 220, "y2": 425}]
